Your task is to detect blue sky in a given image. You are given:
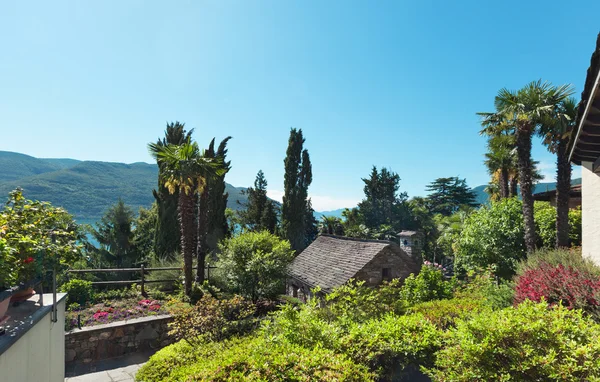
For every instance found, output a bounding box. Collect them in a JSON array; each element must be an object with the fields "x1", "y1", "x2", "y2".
[{"x1": 1, "y1": 1, "x2": 597, "y2": 211}]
